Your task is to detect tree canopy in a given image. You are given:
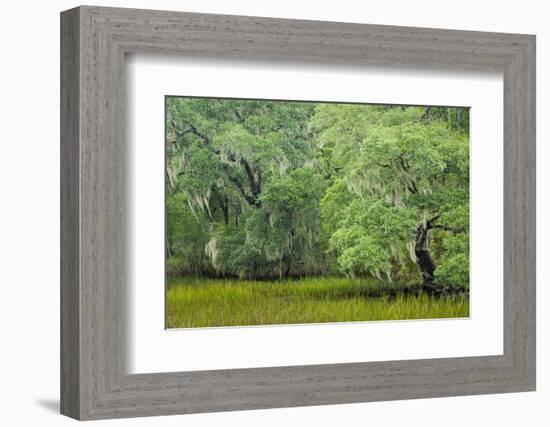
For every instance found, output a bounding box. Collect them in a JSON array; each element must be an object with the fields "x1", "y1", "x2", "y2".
[{"x1": 166, "y1": 97, "x2": 469, "y2": 291}]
